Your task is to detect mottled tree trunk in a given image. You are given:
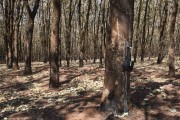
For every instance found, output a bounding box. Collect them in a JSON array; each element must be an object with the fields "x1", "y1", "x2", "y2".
[
  {"x1": 4, "y1": 0, "x2": 14, "y2": 69},
  {"x1": 157, "y1": 1, "x2": 168, "y2": 64},
  {"x1": 141, "y1": 0, "x2": 149, "y2": 62},
  {"x1": 13, "y1": 0, "x2": 22, "y2": 70},
  {"x1": 65, "y1": 0, "x2": 73, "y2": 67},
  {"x1": 24, "y1": 19, "x2": 34, "y2": 75},
  {"x1": 93, "y1": 0, "x2": 98, "y2": 63},
  {"x1": 95, "y1": 0, "x2": 102, "y2": 64},
  {"x1": 149, "y1": 4, "x2": 157, "y2": 60},
  {"x1": 59, "y1": 2, "x2": 62, "y2": 67},
  {"x1": 100, "y1": 0, "x2": 106, "y2": 66},
  {"x1": 40, "y1": 1, "x2": 48, "y2": 63},
  {"x1": 133, "y1": 0, "x2": 142, "y2": 63},
  {"x1": 78, "y1": 0, "x2": 91, "y2": 67},
  {"x1": 168, "y1": 0, "x2": 178, "y2": 77},
  {"x1": 49, "y1": 0, "x2": 60, "y2": 88},
  {"x1": 101, "y1": 0, "x2": 133, "y2": 116},
  {"x1": 23, "y1": 0, "x2": 40, "y2": 75},
  {"x1": 78, "y1": 0, "x2": 83, "y2": 67}
]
